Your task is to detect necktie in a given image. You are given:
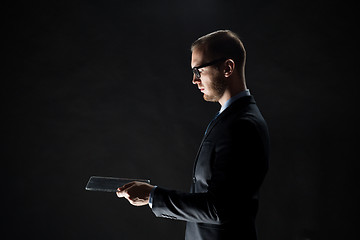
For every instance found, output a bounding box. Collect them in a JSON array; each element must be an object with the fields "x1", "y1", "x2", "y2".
[{"x1": 204, "y1": 112, "x2": 220, "y2": 135}]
